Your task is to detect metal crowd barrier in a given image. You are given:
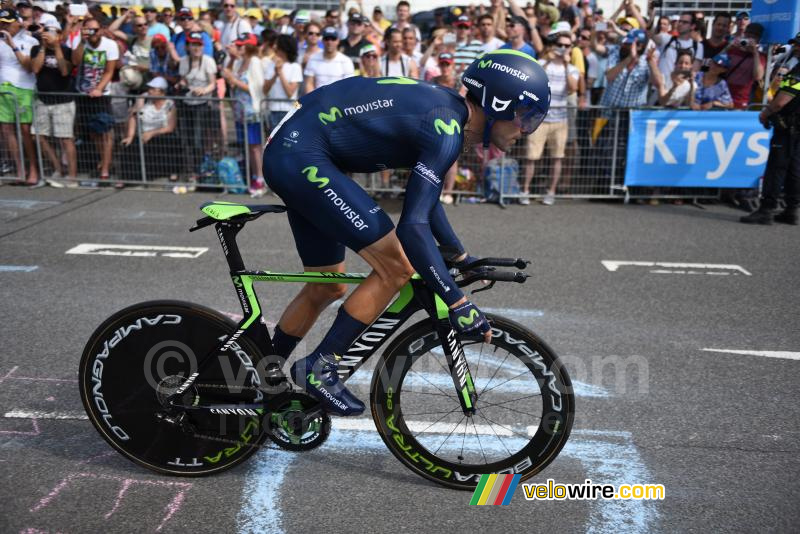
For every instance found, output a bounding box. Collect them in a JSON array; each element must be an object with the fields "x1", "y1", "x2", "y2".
[
  {"x1": 0, "y1": 93, "x2": 737, "y2": 202},
  {"x1": 0, "y1": 90, "x2": 251, "y2": 192}
]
